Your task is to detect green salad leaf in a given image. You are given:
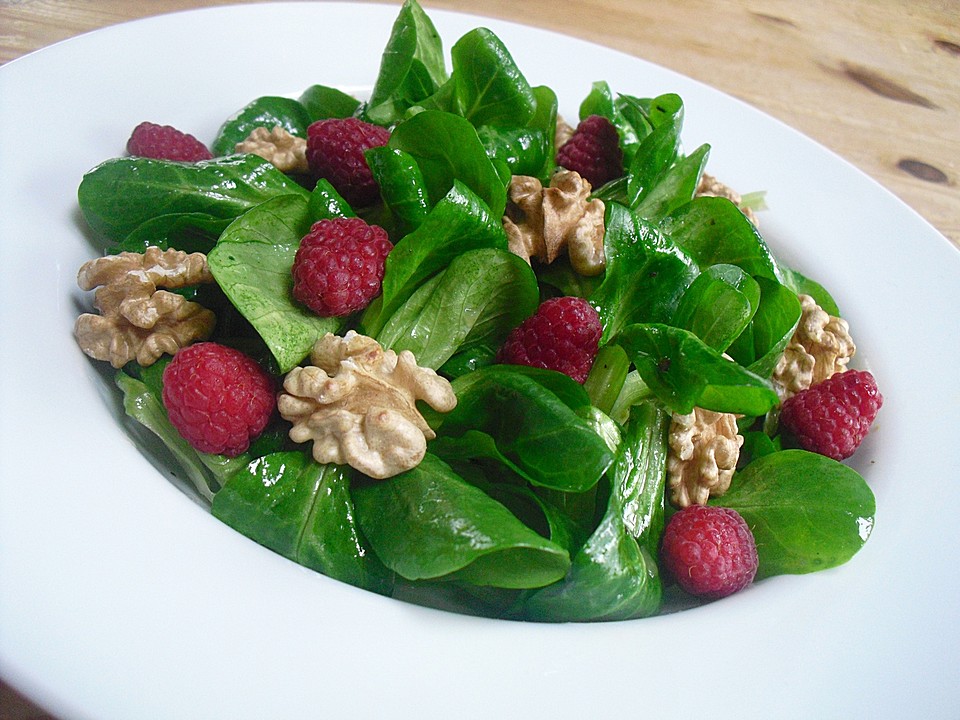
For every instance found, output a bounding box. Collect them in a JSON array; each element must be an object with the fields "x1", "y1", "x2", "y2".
[
  {"x1": 376, "y1": 247, "x2": 539, "y2": 370},
  {"x1": 298, "y1": 84, "x2": 361, "y2": 121},
  {"x1": 431, "y1": 365, "x2": 615, "y2": 492},
  {"x1": 387, "y1": 109, "x2": 508, "y2": 217},
  {"x1": 617, "y1": 323, "x2": 780, "y2": 416},
  {"x1": 450, "y1": 27, "x2": 536, "y2": 127},
  {"x1": 363, "y1": 179, "x2": 507, "y2": 334},
  {"x1": 660, "y1": 196, "x2": 784, "y2": 282},
  {"x1": 633, "y1": 143, "x2": 710, "y2": 220},
  {"x1": 365, "y1": 146, "x2": 431, "y2": 234},
  {"x1": 213, "y1": 451, "x2": 394, "y2": 594},
  {"x1": 353, "y1": 453, "x2": 571, "y2": 588},
  {"x1": 711, "y1": 450, "x2": 876, "y2": 579},
  {"x1": 726, "y1": 275, "x2": 802, "y2": 378},
  {"x1": 78, "y1": 154, "x2": 309, "y2": 245},
  {"x1": 590, "y1": 202, "x2": 699, "y2": 343},
  {"x1": 308, "y1": 179, "x2": 355, "y2": 221},
  {"x1": 672, "y1": 263, "x2": 762, "y2": 353},
  {"x1": 115, "y1": 370, "x2": 218, "y2": 503},
  {"x1": 521, "y1": 401, "x2": 668, "y2": 621},
  {"x1": 625, "y1": 105, "x2": 682, "y2": 208},
  {"x1": 207, "y1": 194, "x2": 340, "y2": 373},
  {"x1": 212, "y1": 96, "x2": 313, "y2": 157},
  {"x1": 364, "y1": 0, "x2": 448, "y2": 125},
  {"x1": 112, "y1": 212, "x2": 232, "y2": 254}
]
